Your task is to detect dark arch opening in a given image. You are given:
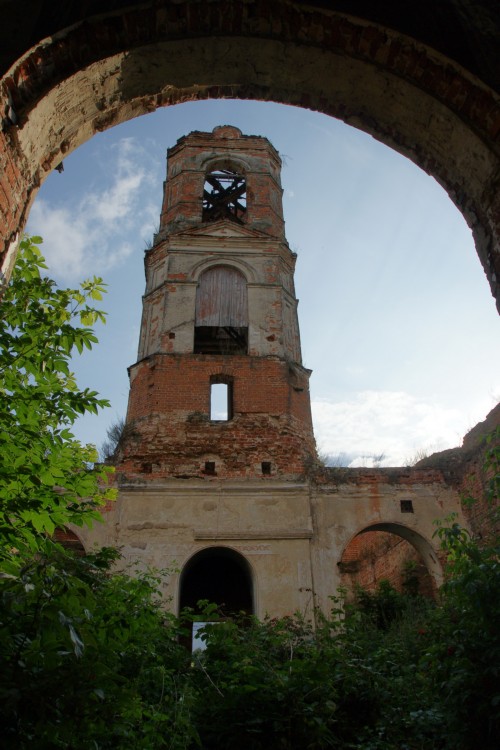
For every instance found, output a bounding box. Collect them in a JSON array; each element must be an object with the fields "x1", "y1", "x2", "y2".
[{"x1": 179, "y1": 546, "x2": 254, "y2": 616}]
